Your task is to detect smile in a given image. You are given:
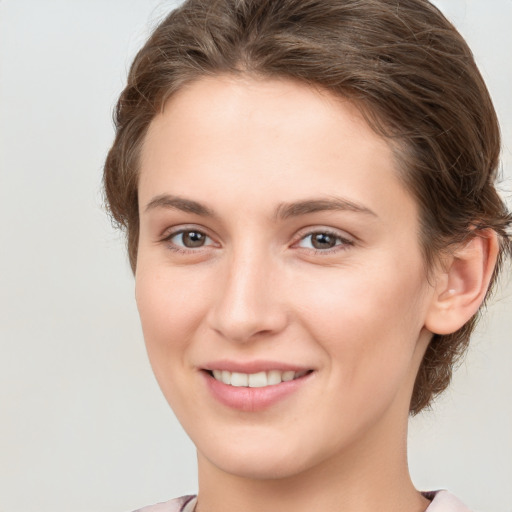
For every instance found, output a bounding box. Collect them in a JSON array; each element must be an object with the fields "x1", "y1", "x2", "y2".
[
  {"x1": 210, "y1": 369, "x2": 310, "y2": 388},
  {"x1": 203, "y1": 366, "x2": 314, "y2": 411}
]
